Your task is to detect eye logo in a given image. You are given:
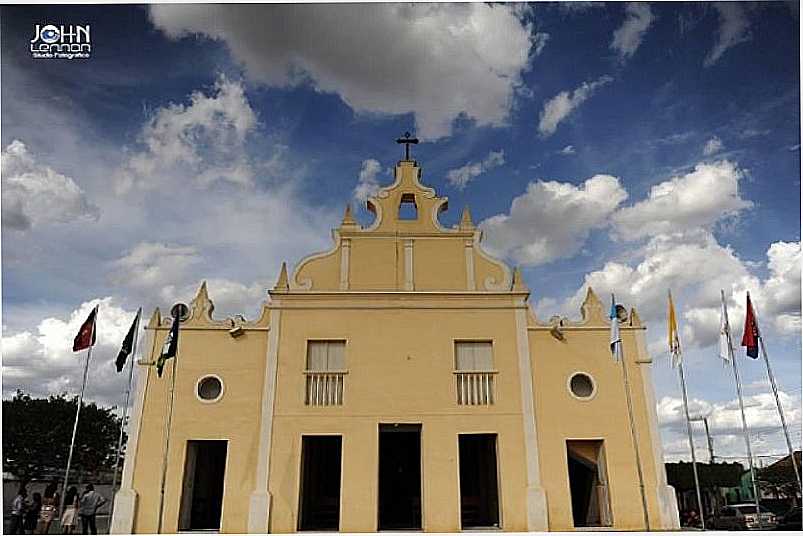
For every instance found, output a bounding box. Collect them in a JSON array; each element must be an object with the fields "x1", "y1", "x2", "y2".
[
  {"x1": 29, "y1": 23, "x2": 92, "y2": 60},
  {"x1": 40, "y1": 25, "x2": 60, "y2": 44}
]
